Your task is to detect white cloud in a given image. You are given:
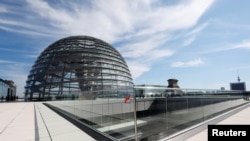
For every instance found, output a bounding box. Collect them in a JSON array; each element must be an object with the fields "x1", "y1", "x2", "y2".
[
  {"x1": 0, "y1": 19, "x2": 56, "y2": 37},
  {"x1": 186, "y1": 22, "x2": 209, "y2": 36},
  {"x1": 118, "y1": 33, "x2": 174, "y2": 79},
  {"x1": 0, "y1": 7, "x2": 6, "y2": 12},
  {"x1": 118, "y1": 33, "x2": 171, "y2": 58},
  {"x1": 0, "y1": 0, "x2": 215, "y2": 81},
  {"x1": 0, "y1": 59, "x2": 16, "y2": 64},
  {"x1": 202, "y1": 40, "x2": 250, "y2": 54},
  {"x1": 182, "y1": 36, "x2": 196, "y2": 46},
  {"x1": 171, "y1": 58, "x2": 204, "y2": 68},
  {"x1": 234, "y1": 40, "x2": 250, "y2": 49},
  {"x1": 182, "y1": 22, "x2": 209, "y2": 46},
  {"x1": 1, "y1": 0, "x2": 214, "y2": 42},
  {"x1": 127, "y1": 61, "x2": 150, "y2": 79}
]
